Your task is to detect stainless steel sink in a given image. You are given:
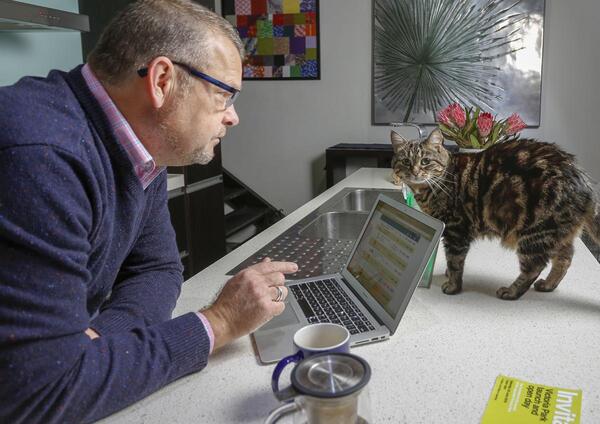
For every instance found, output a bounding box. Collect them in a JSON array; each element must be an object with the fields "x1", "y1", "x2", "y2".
[
  {"x1": 227, "y1": 187, "x2": 405, "y2": 279},
  {"x1": 334, "y1": 189, "x2": 404, "y2": 211},
  {"x1": 299, "y1": 212, "x2": 368, "y2": 240}
]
